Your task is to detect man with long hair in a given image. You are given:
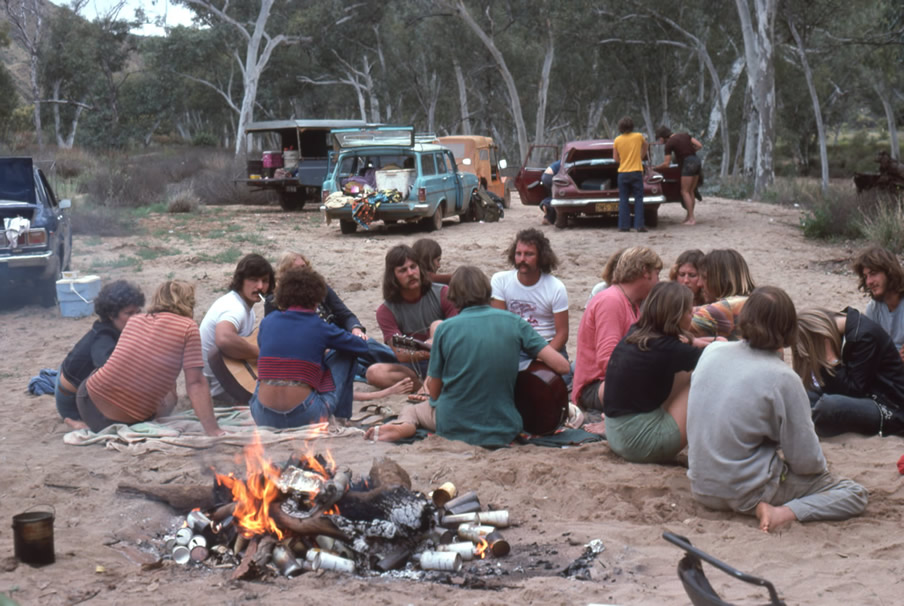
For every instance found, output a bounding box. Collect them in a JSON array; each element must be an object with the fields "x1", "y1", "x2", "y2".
[
  {"x1": 687, "y1": 286, "x2": 866, "y2": 533},
  {"x1": 491, "y1": 228, "x2": 570, "y2": 384},
  {"x1": 375, "y1": 244, "x2": 458, "y2": 399},
  {"x1": 853, "y1": 245, "x2": 904, "y2": 361},
  {"x1": 200, "y1": 253, "x2": 274, "y2": 404}
]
